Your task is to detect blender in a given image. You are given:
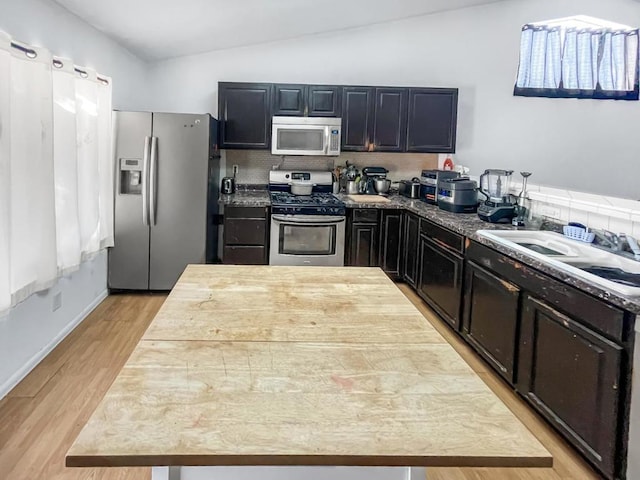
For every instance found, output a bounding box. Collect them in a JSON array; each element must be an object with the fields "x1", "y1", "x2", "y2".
[{"x1": 477, "y1": 169, "x2": 517, "y2": 223}]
